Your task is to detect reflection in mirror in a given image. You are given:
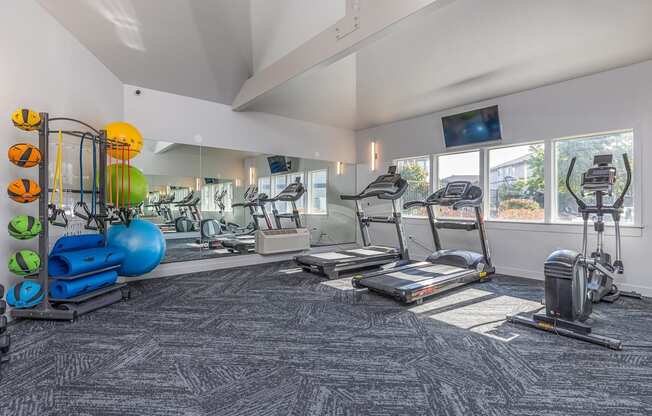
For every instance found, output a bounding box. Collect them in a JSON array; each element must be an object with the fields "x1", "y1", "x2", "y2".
[
  {"x1": 245, "y1": 154, "x2": 357, "y2": 246},
  {"x1": 132, "y1": 139, "x2": 356, "y2": 263},
  {"x1": 132, "y1": 140, "x2": 202, "y2": 263}
]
